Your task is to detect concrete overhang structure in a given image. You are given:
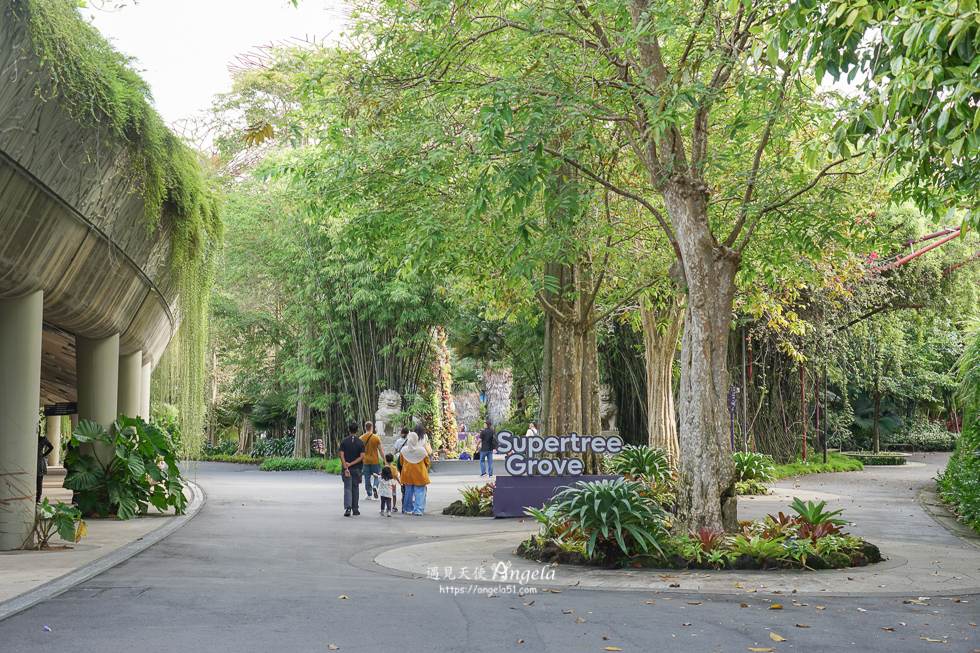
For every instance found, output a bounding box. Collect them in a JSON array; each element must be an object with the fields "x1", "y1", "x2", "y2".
[{"x1": 0, "y1": 1, "x2": 187, "y2": 550}]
